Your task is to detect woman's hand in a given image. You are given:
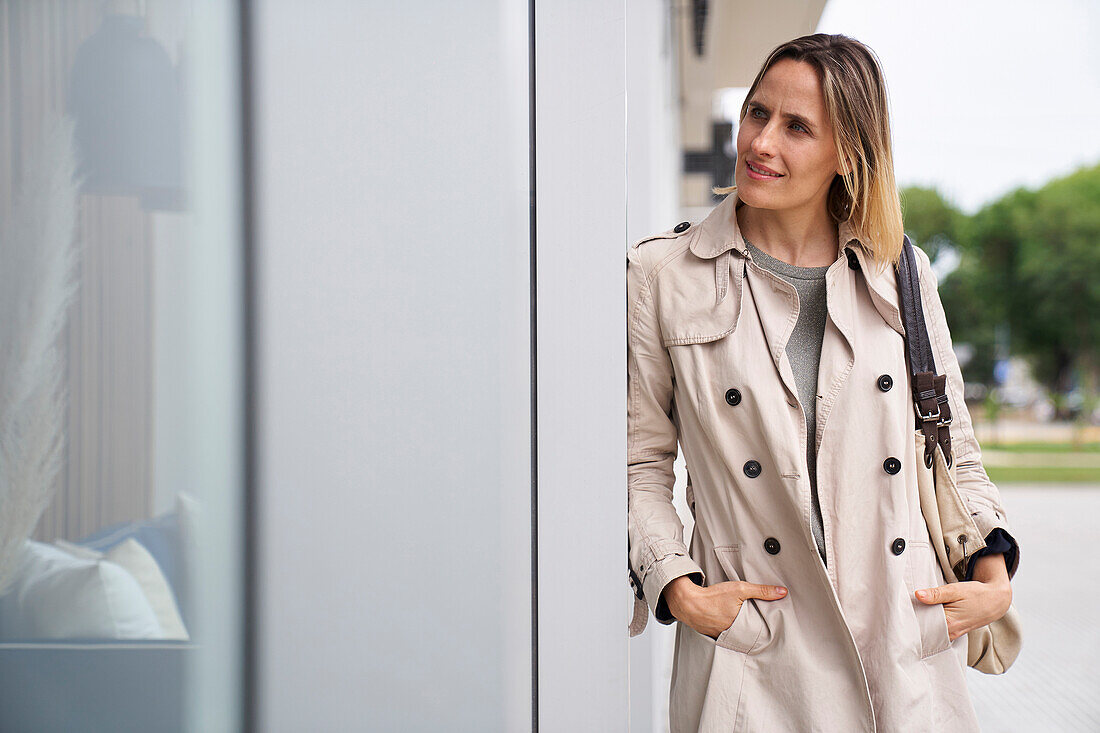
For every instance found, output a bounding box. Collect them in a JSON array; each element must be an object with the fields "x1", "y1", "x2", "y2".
[
  {"x1": 914, "y1": 553, "x2": 1012, "y2": 641},
  {"x1": 663, "y1": 575, "x2": 788, "y2": 640}
]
